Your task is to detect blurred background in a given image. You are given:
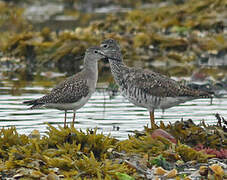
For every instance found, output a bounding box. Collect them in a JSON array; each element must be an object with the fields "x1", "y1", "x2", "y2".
[{"x1": 0, "y1": 0, "x2": 226, "y2": 139}]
